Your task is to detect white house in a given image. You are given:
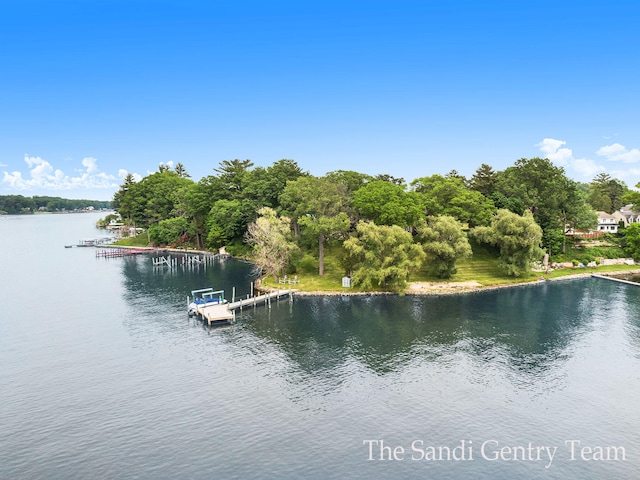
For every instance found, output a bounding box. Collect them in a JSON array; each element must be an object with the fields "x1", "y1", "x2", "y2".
[
  {"x1": 597, "y1": 211, "x2": 618, "y2": 233},
  {"x1": 613, "y1": 204, "x2": 640, "y2": 227}
]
